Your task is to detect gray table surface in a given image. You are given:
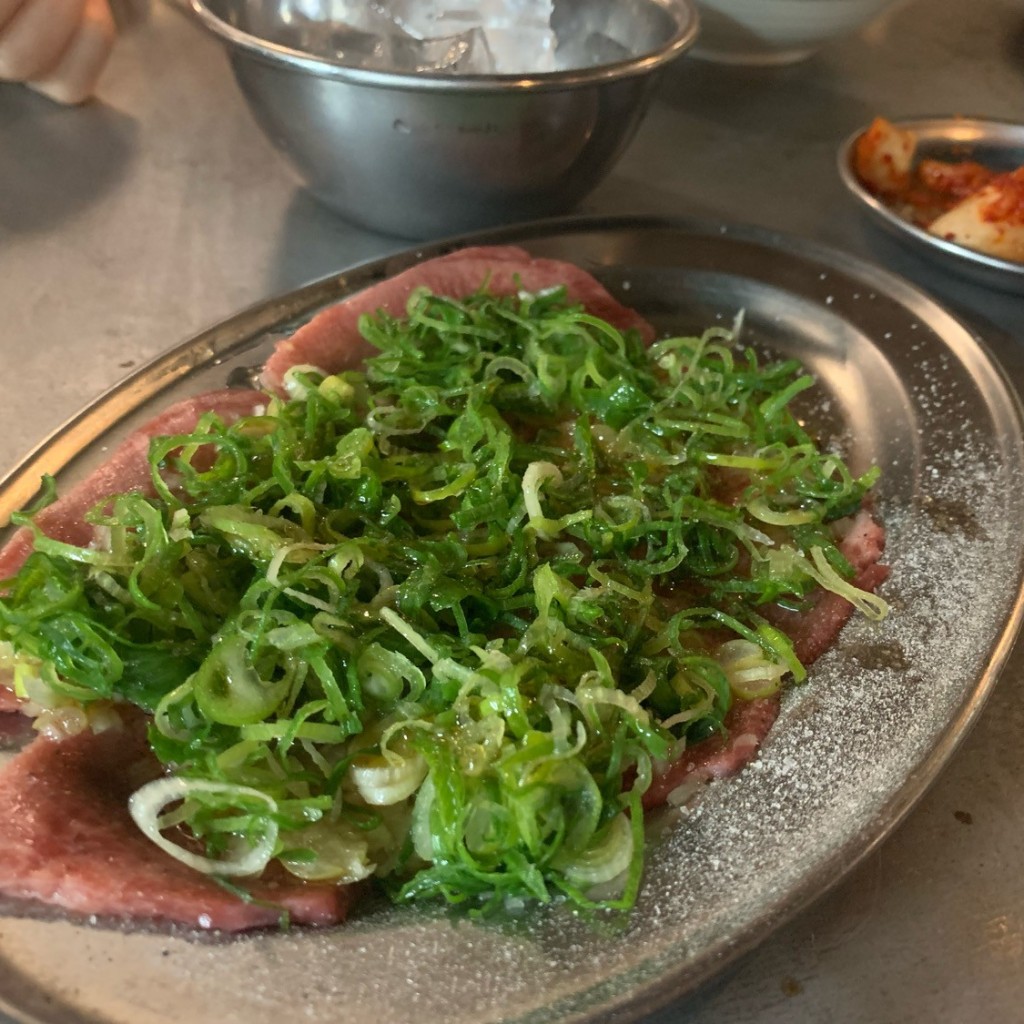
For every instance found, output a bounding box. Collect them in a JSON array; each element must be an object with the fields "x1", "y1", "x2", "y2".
[{"x1": 1, "y1": 1, "x2": 1023, "y2": 1021}]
